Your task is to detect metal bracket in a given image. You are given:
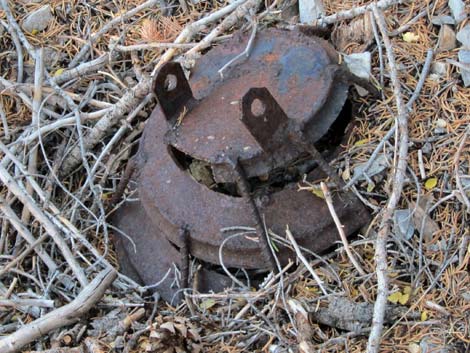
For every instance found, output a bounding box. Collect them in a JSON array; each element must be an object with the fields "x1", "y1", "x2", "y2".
[
  {"x1": 154, "y1": 62, "x2": 194, "y2": 122},
  {"x1": 241, "y1": 86, "x2": 344, "y2": 187},
  {"x1": 240, "y1": 87, "x2": 289, "y2": 153}
]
